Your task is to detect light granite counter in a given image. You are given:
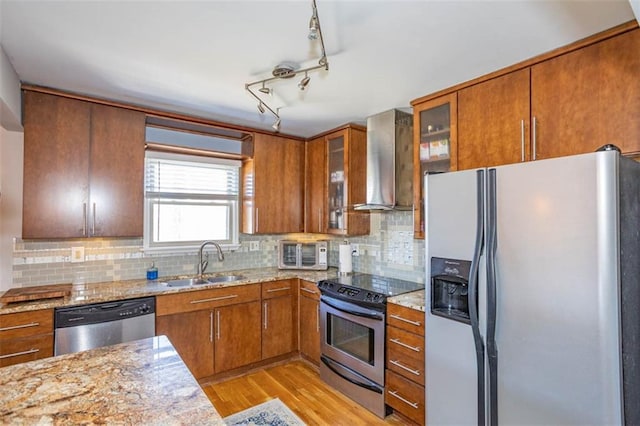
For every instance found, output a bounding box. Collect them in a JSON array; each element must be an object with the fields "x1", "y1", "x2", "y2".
[
  {"x1": 0, "y1": 267, "x2": 338, "y2": 314},
  {"x1": 388, "y1": 289, "x2": 426, "y2": 312},
  {"x1": 0, "y1": 335, "x2": 223, "y2": 425}
]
